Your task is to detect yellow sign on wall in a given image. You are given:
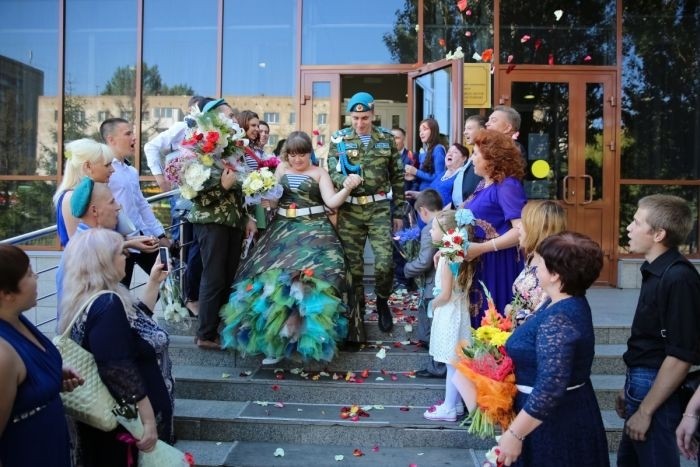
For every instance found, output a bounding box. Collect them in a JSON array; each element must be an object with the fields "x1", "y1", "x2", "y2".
[{"x1": 463, "y1": 63, "x2": 492, "y2": 108}]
